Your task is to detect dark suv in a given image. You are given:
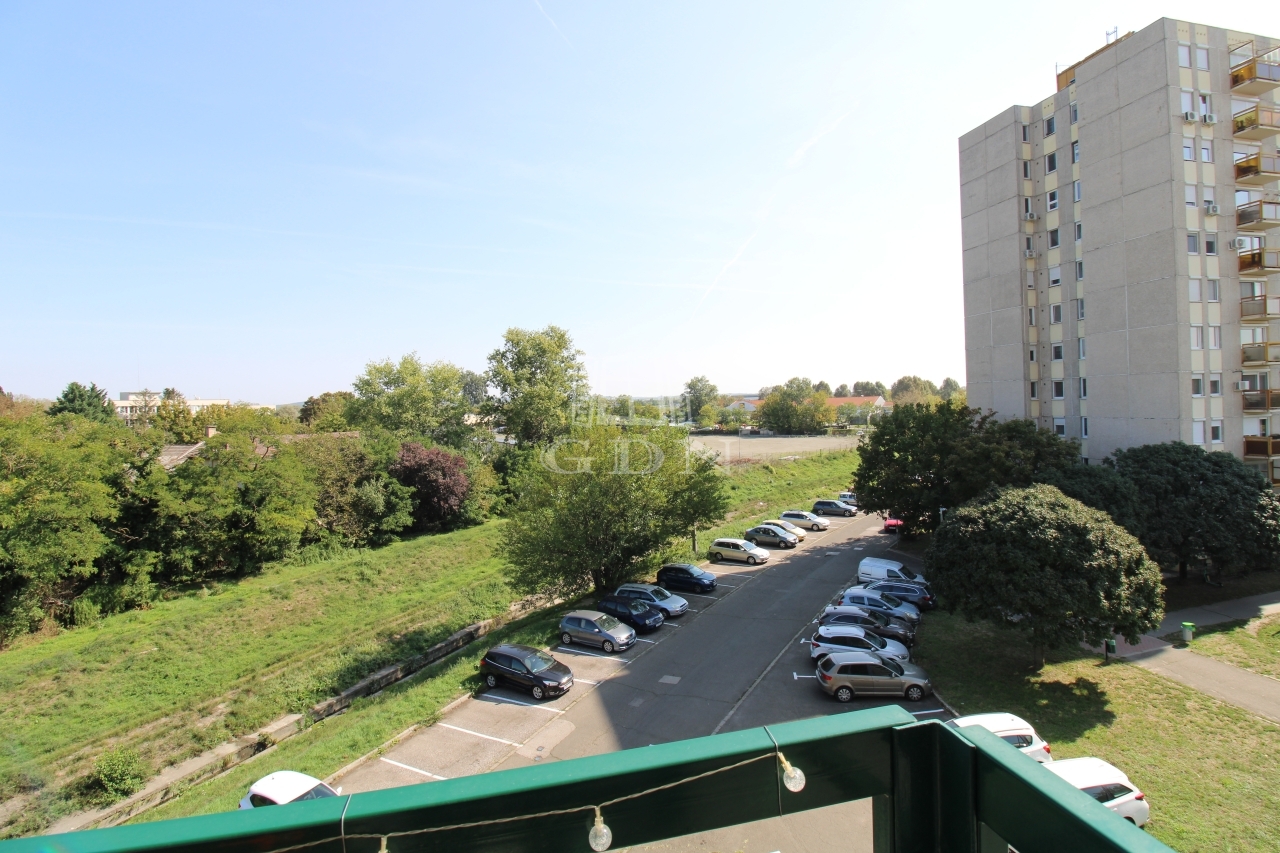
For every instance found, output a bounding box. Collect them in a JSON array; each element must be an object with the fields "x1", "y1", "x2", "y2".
[
  {"x1": 819, "y1": 608, "x2": 916, "y2": 646},
  {"x1": 864, "y1": 580, "x2": 936, "y2": 610},
  {"x1": 596, "y1": 594, "x2": 664, "y2": 632},
  {"x1": 812, "y1": 500, "x2": 855, "y2": 517},
  {"x1": 656, "y1": 563, "x2": 717, "y2": 593},
  {"x1": 480, "y1": 644, "x2": 573, "y2": 700}
]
